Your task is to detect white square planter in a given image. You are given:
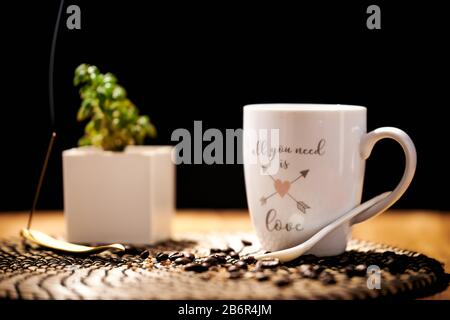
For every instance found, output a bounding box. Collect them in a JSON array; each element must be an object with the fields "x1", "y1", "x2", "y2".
[{"x1": 63, "y1": 146, "x2": 175, "y2": 244}]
